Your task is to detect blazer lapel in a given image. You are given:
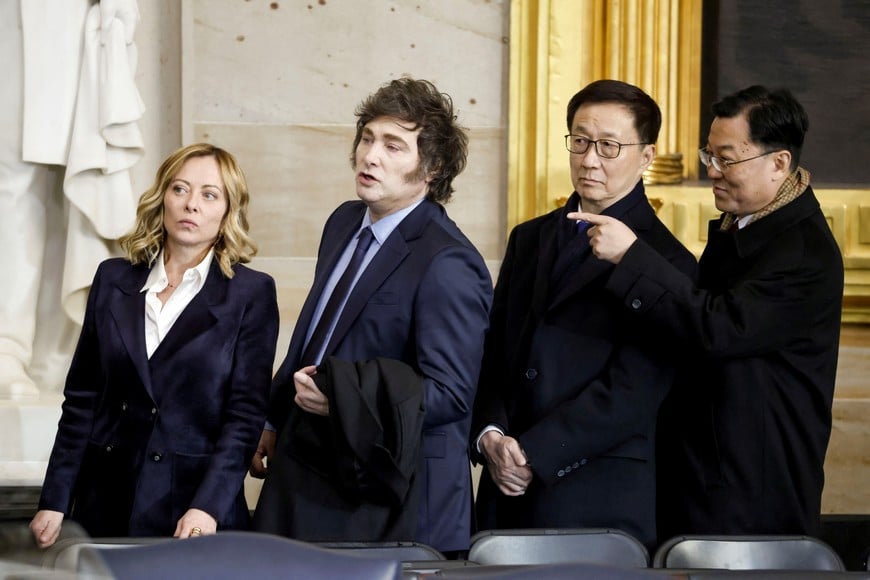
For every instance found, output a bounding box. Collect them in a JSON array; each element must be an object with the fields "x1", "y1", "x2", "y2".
[
  {"x1": 109, "y1": 265, "x2": 154, "y2": 398},
  {"x1": 149, "y1": 261, "x2": 223, "y2": 364}
]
